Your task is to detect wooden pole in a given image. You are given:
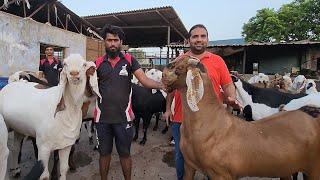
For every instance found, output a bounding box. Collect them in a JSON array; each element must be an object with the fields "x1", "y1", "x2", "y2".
[
  {"x1": 23, "y1": 0, "x2": 26, "y2": 17},
  {"x1": 242, "y1": 48, "x2": 247, "y2": 74},
  {"x1": 167, "y1": 26, "x2": 170, "y2": 64},
  {"x1": 47, "y1": 4, "x2": 50, "y2": 24}
]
